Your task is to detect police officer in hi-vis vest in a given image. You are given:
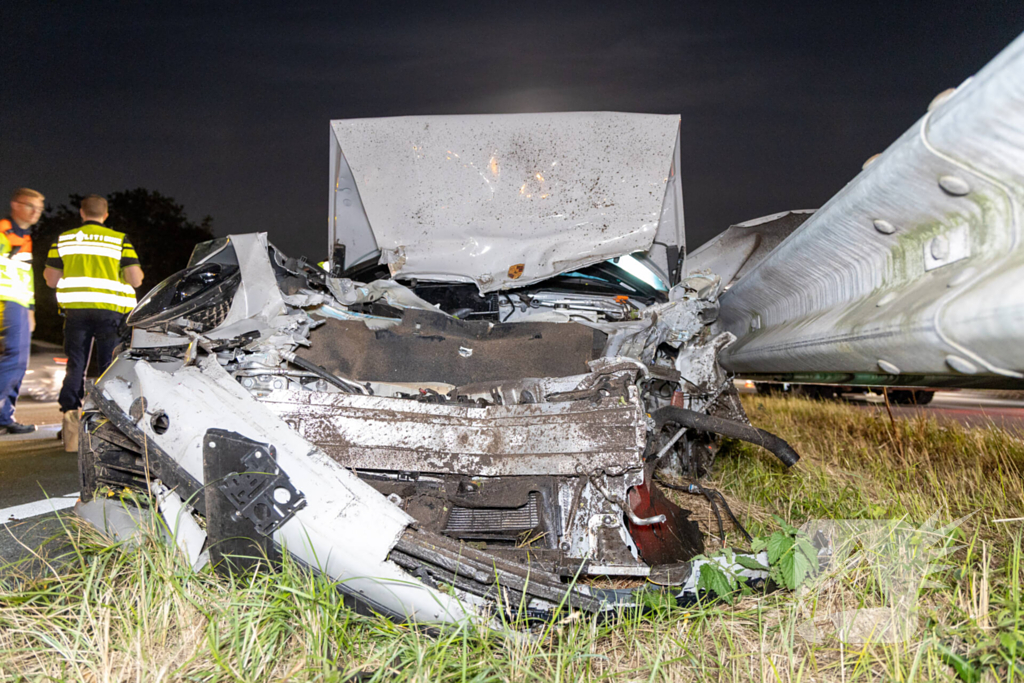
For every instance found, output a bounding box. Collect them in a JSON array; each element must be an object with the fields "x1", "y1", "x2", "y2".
[
  {"x1": 0, "y1": 188, "x2": 44, "y2": 435},
  {"x1": 44, "y1": 194, "x2": 144, "y2": 450}
]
